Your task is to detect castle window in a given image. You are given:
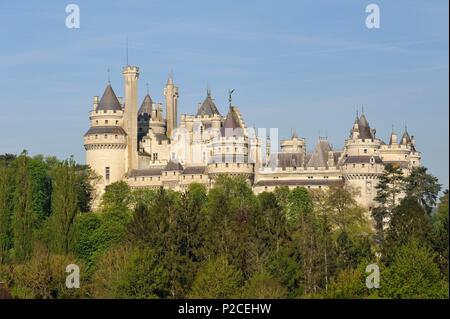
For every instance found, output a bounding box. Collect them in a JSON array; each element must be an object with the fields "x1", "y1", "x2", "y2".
[
  {"x1": 104, "y1": 134, "x2": 107, "y2": 139},
  {"x1": 173, "y1": 172, "x2": 176, "y2": 176},
  {"x1": 95, "y1": 120, "x2": 98, "y2": 125},
  {"x1": 192, "y1": 175, "x2": 194, "y2": 179},
  {"x1": 225, "y1": 163, "x2": 229, "y2": 168},
  {"x1": 115, "y1": 135, "x2": 118, "y2": 139},
  {"x1": 183, "y1": 176, "x2": 186, "y2": 180},
  {"x1": 116, "y1": 120, "x2": 119, "y2": 125},
  {"x1": 105, "y1": 167, "x2": 110, "y2": 182},
  {"x1": 353, "y1": 164, "x2": 356, "y2": 168},
  {"x1": 200, "y1": 175, "x2": 203, "y2": 179},
  {"x1": 364, "y1": 149, "x2": 367, "y2": 154},
  {"x1": 362, "y1": 164, "x2": 365, "y2": 168},
  {"x1": 153, "y1": 153, "x2": 158, "y2": 161},
  {"x1": 105, "y1": 120, "x2": 108, "y2": 124},
  {"x1": 95, "y1": 135, "x2": 98, "y2": 139},
  {"x1": 142, "y1": 177, "x2": 144, "y2": 181}
]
